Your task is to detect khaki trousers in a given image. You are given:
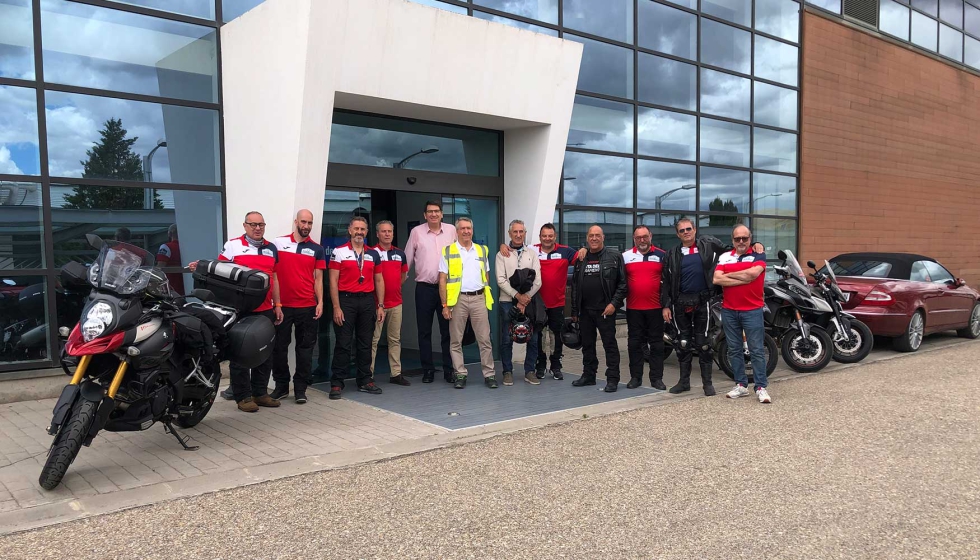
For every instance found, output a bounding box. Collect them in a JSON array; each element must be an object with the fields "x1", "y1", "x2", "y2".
[
  {"x1": 449, "y1": 294, "x2": 495, "y2": 378},
  {"x1": 371, "y1": 303, "x2": 403, "y2": 377}
]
